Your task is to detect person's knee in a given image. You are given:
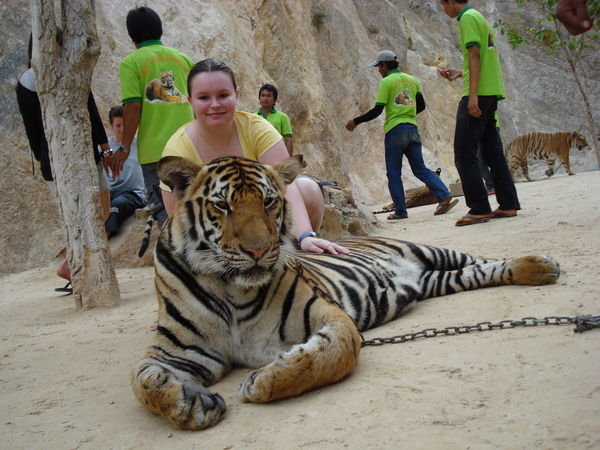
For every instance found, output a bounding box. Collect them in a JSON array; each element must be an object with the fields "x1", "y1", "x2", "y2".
[{"x1": 294, "y1": 177, "x2": 325, "y2": 231}]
